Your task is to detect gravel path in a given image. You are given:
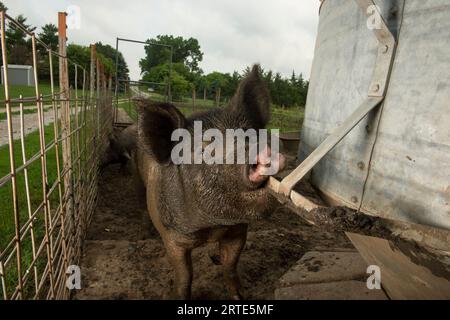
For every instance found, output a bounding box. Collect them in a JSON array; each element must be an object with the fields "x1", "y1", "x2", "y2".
[
  {"x1": 1, "y1": 104, "x2": 44, "y2": 113},
  {"x1": 0, "y1": 108, "x2": 56, "y2": 147},
  {"x1": 0, "y1": 104, "x2": 98, "y2": 147}
]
